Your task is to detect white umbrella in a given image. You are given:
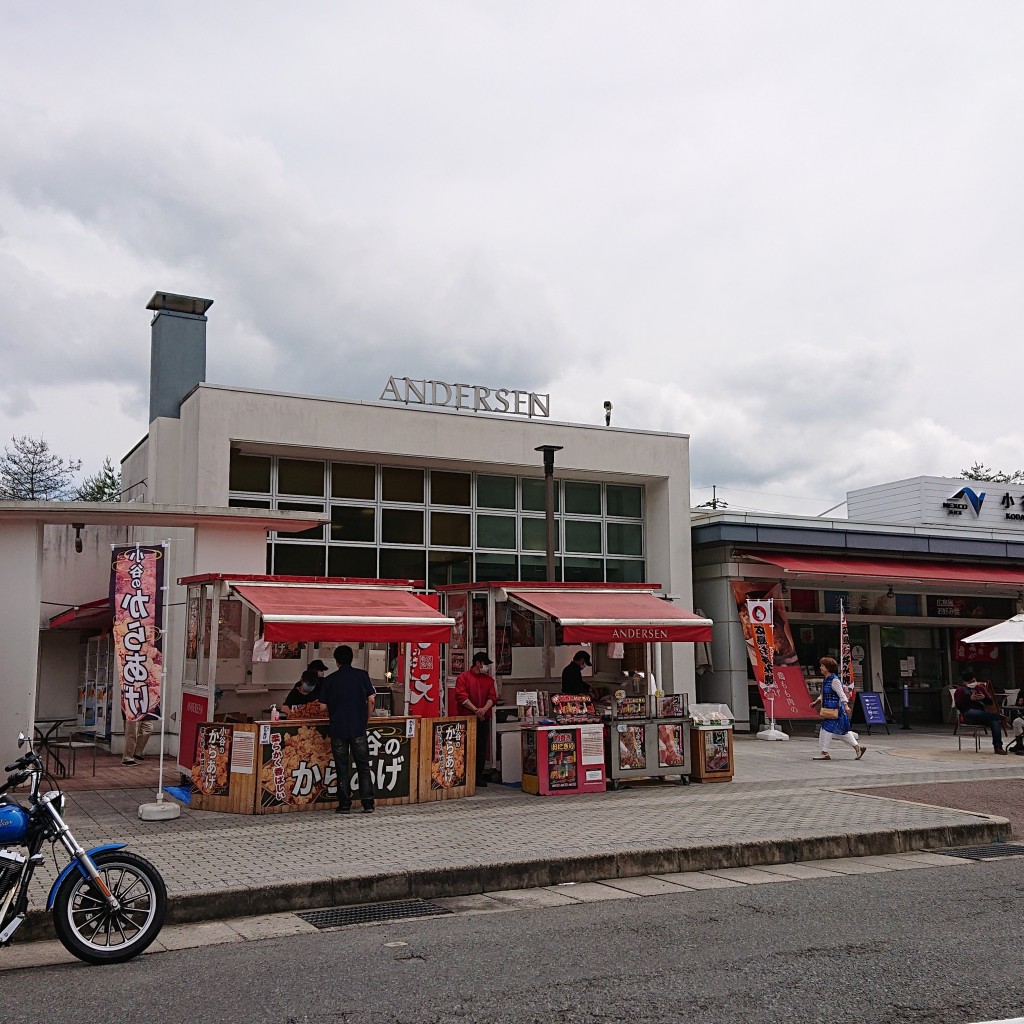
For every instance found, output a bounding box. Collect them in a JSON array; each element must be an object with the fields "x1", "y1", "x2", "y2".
[{"x1": 960, "y1": 613, "x2": 1024, "y2": 644}]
